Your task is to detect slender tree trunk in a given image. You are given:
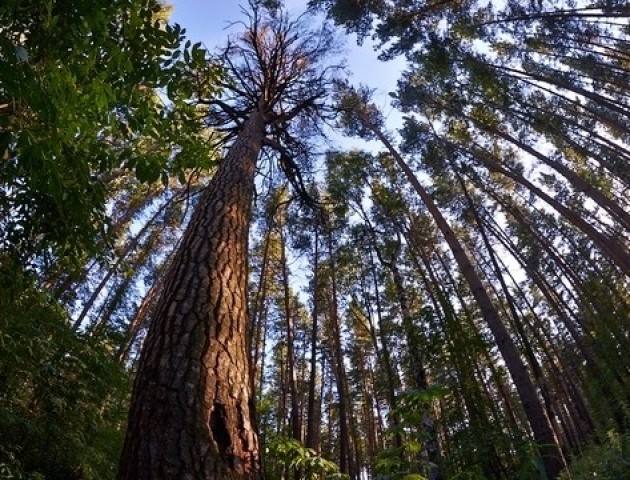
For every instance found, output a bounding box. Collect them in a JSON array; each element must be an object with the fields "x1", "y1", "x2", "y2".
[
  {"x1": 306, "y1": 223, "x2": 320, "y2": 450},
  {"x1": 279, "y1": 221, "x2": 301, "y2": 442},
  {"x1": 470, "y1": 142, "x2": 630, "y2": 277},
  {"x1": 496, "y1": 252, "x2": 596, "y2": 441},
  {"x1": 249, "y1": 228, "x2": 272, "y2": 375},
  {"x1": 258, "y1": 300, "x2": 270, "y2": 395},
  {"x1": 117, "y1": 265, "x2": 164, "y2": 363},
  {"x1": 367, "y1": 223, "x2": 442, "y2": 479},
  {"x1": 315, "y1": 352, "x2": 327, "y2": 455},
  {"x1": 49, "y1": 185, "x2": 167, "y2": 300},
  {"x1": 472, "y1": 117, "x2": 630, "y2": 232},
  {"x1": 361, "y1": 116, "x2": 565, "y2": 478},
  {"x1": 388, "y1": 258, "x2": 443, "y2": 480},
  {"x1": 484, "y1": 209, "x2": 630, "y2": 428},
  {"x1": 325, "y1": 223, "x2": 353, "y2": 477},
  {"x1": 278, "y1": 343, "x2": 288, "y2": 435},
  {"x1": 73, "y1": 200, "x2": 171, "y2": 330},
  {"x1": 457, "y1": 174, "x2": 568, "y2": 459},
  {"x1": 362, "y1": 246, "x2": 402, "y2": 448},
  {"x1": 324, "y1": 365, "x2": 335, "y2": 459},
  {"x1": 118, "y1": 111, "x2": 265, "y2": 480}
]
